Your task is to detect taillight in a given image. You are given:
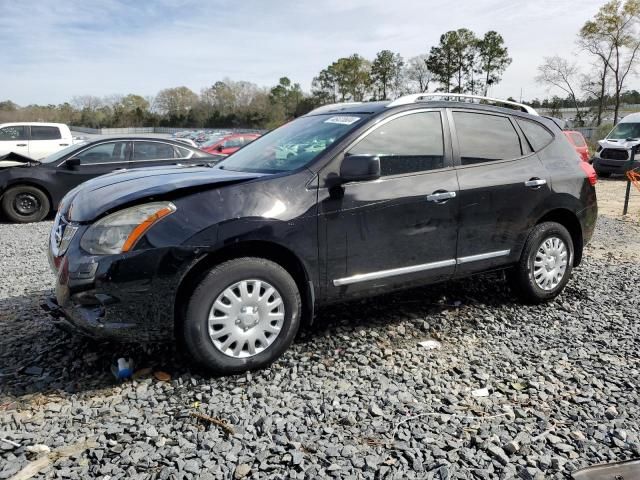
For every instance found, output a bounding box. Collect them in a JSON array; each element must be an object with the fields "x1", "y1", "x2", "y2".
[{"x1": 579, "y1": 161, "x2": 597, "y2": 186}]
